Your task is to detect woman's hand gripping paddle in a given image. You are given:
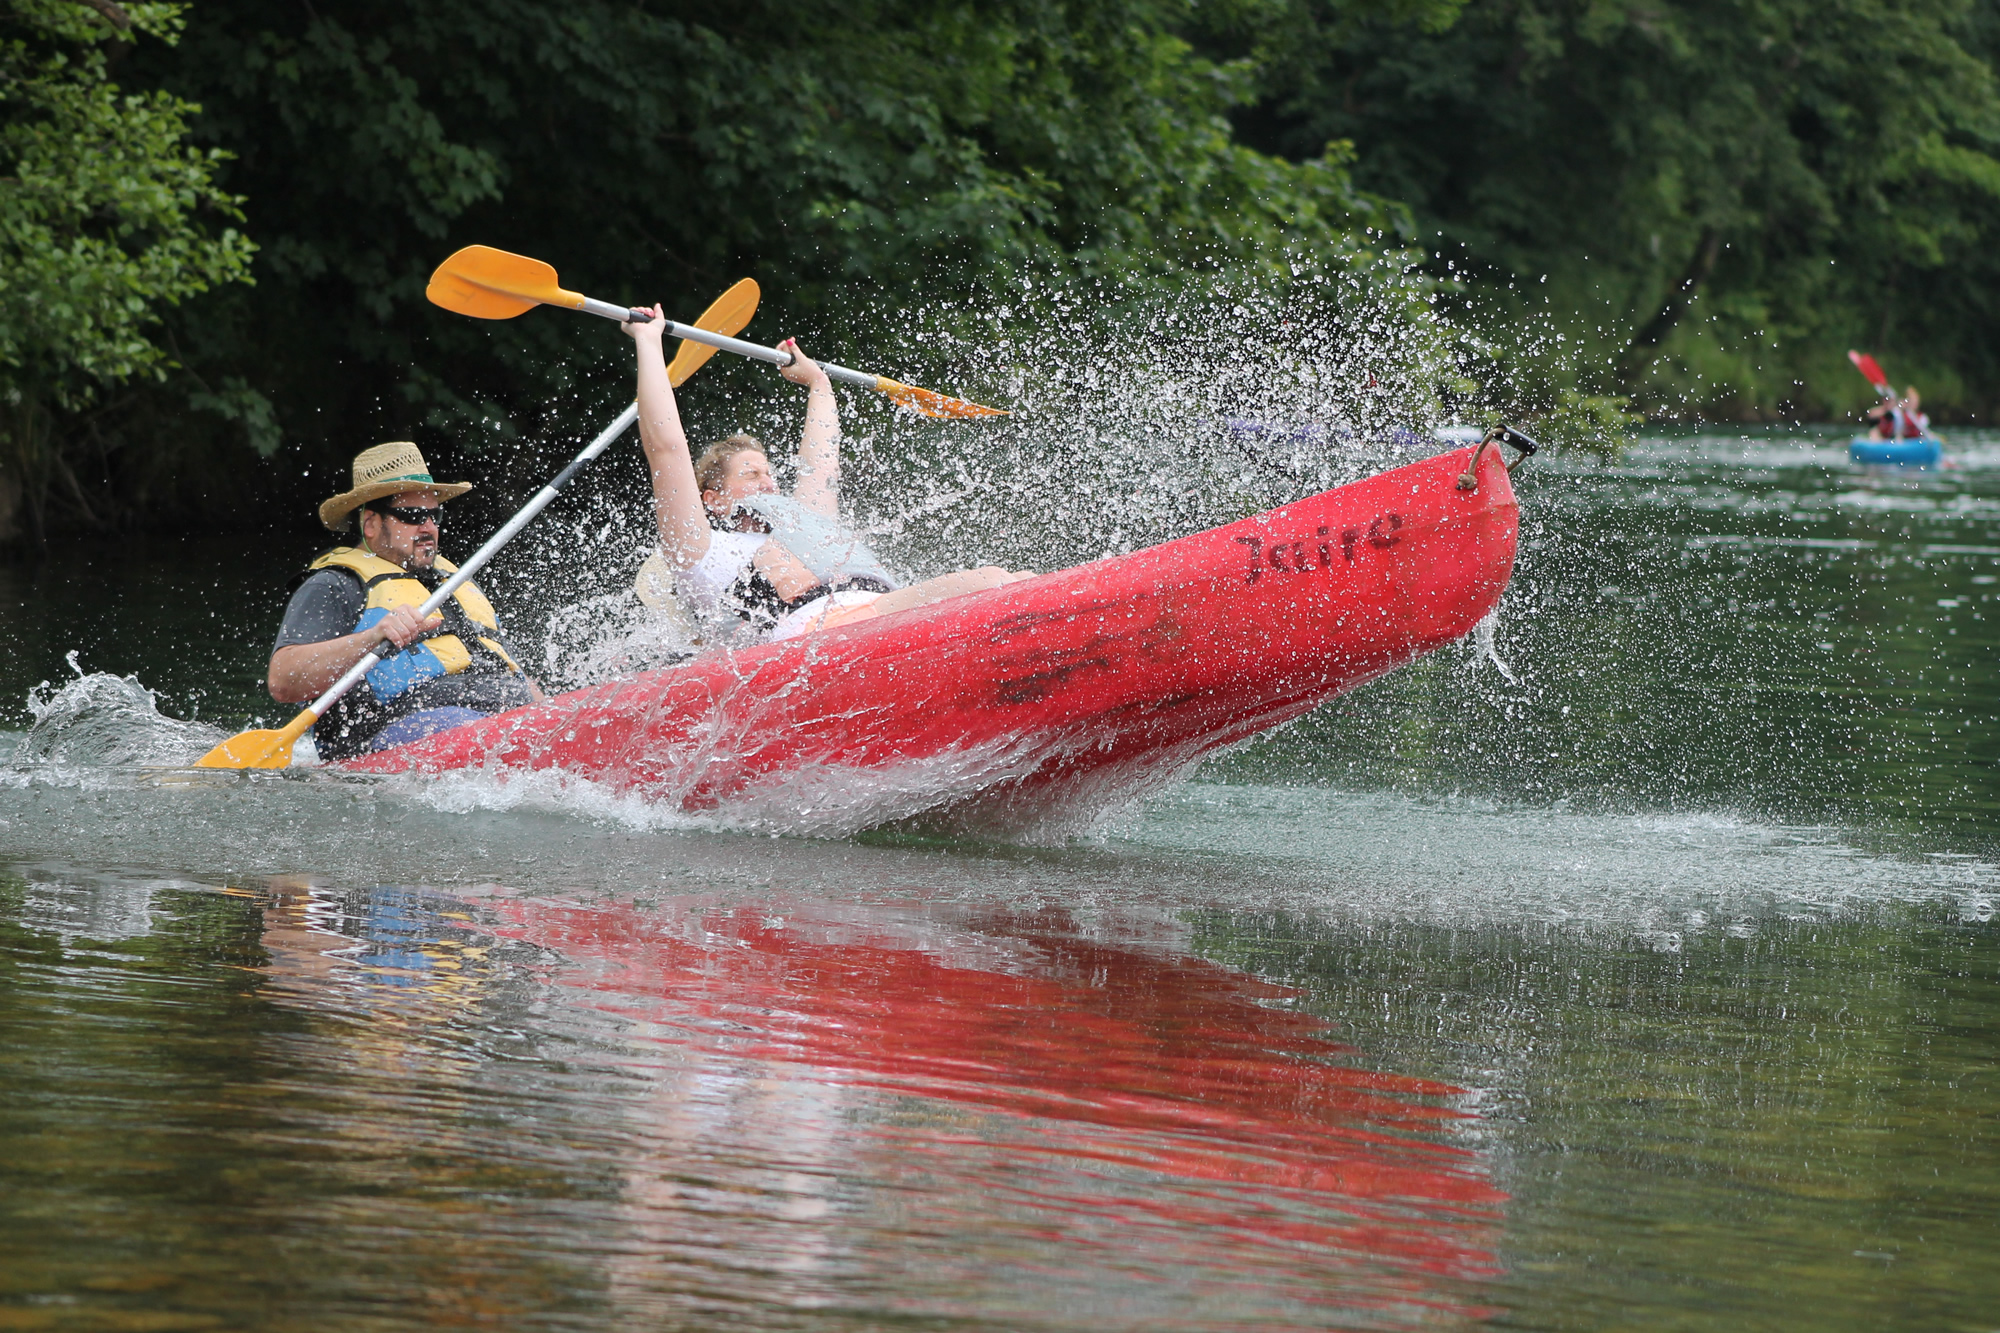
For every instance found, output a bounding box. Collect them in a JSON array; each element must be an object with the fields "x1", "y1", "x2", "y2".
[{"x1": 427, "y1": 245, "x2": 1007, "y2": 419}]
